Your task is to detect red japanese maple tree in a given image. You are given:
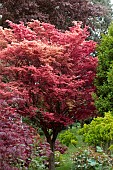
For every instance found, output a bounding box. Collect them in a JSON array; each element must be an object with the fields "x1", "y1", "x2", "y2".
[{"x1": 0, "y1": 20, "x2": 98, "y2": 169}]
